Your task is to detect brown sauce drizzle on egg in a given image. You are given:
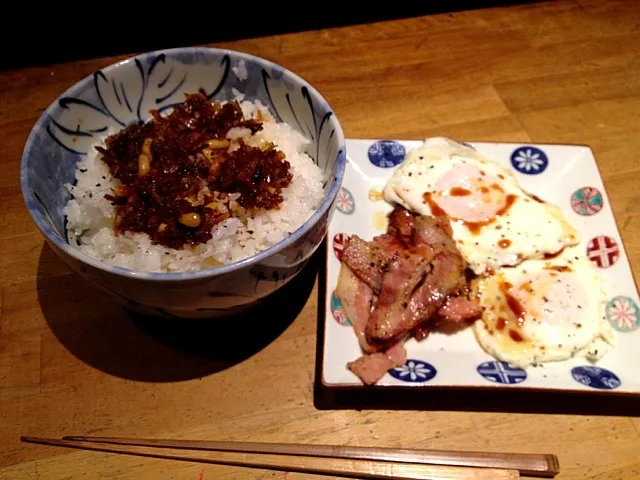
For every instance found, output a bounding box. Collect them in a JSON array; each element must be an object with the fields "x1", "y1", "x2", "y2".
[
  {"x1": 493, "y1": 281, "x2": 528, "y2": 343},
  {"x1": 509, "y1": 329, "x2": 525, "y2": 342},
  {"x1": 449, "y1": 187, "x2": 472, "y2": 196},
  {"x1": 519, "y1": 281, "x2": 534, "y2": 293},
  {"x1": 544, "y1": 249, "x2": 564, "y2": 259},
  {"x1": 422, "y1": 192, "x2": 447, "y2": 217},
  {"x1": 494, "y1": 194, "x2": 518, "y2": 217},
  {"x1": 545, "y1": 265, "x2": 573, "y2": 272},
  {"x1": 422, "y1": 192, "x2": 517, "y2": 235},
  {"x1": 463, "y1": 194, "x2": 517, "y2": 234},
  {"x1": 505, "y1": 293, "x2": 526, "y2": 325},
  {"x1": 423, "y1": 186, "x2": 517, "y2": 235},
  {"x1": 480, "y1": 183, "x2": 502, "y2": 194},
  {"x1": 500, "y1": 281, "x2": 526, "y2": 325}
]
